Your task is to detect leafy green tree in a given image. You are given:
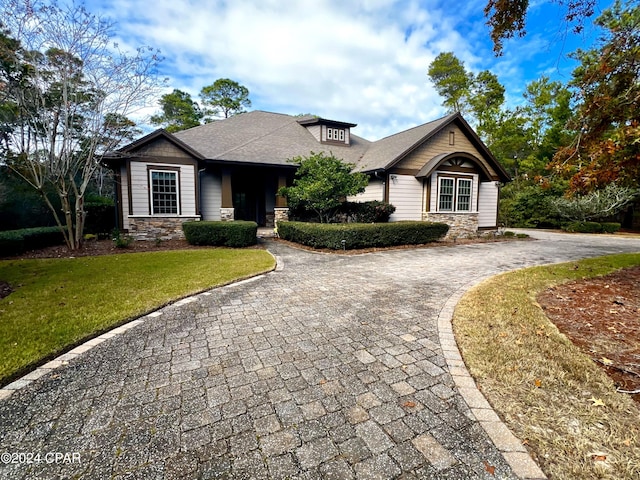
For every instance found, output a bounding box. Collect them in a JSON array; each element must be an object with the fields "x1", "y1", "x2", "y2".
[
  {"x1": 1, "y1": 0, "x2": 163, "y2": 250},
  {"x1": 552, "y1": 0, "x2": 640, "y2": 193},
  {"x1": 427, "y1": 52, "x2": 472, "y2": 114},
  {"x1": 278, "y1": 152, "x2": 369, "y2": 223},
  {"x1": 150, "y1": 89, "x2": 202, "y2": 132},
  {"x1": 468, "y1": 70, "x2": 505, "y2": 143},
  {"x1": 200, "y1": 78, "x2": 251, "y2": 120}
]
